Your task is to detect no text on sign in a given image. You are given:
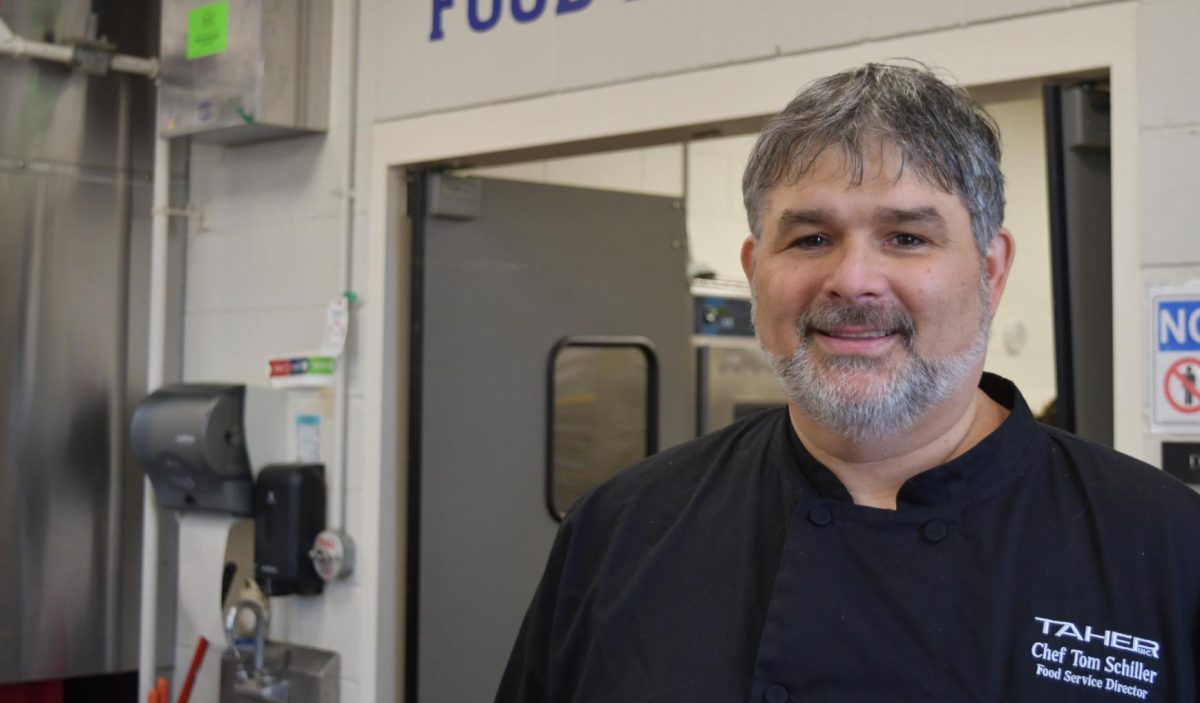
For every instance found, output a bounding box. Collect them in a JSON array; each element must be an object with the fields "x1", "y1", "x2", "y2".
[{"x1": 1152, "y1": 292, "x2": 1200, "y2": 434}]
